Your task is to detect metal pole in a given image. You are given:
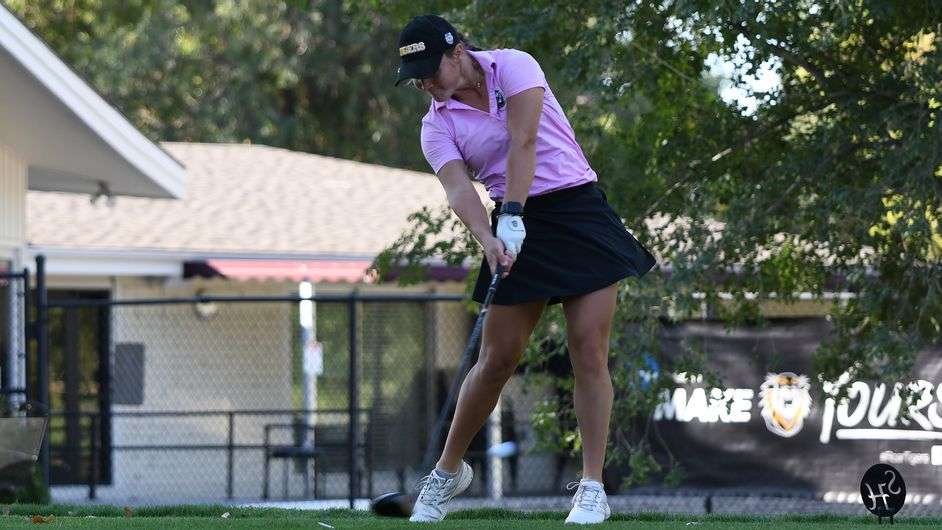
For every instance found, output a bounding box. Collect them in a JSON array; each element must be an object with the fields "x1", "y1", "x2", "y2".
[
  {"x1": 226, "y1": 412, "x2": 235, "y2": 499},
  {"x1": 425, "y1": 298, "x2": 437, "y2": 454},
  {"x1": 3, "y1": 270, "x2": 14, "y2": 408},
  {"x1": 35, "y1": 254, "x2": 49, "y2": 486},
  {"x1": 299, "y1": 281, "x2": 318, "y2": 441},
  {"x1": 21, "y1": 267, "x2": 30, "y2": 412},
  {"x1": 89, "y1": 413, "x2": 98, "y2": 500},
  {"x1": 486, "y1": 397, "x2": 503, "y2": 500},
  {"x1": 97, "y1": 301, "x2": 112, "y2": 491},
  {"x1": 347, "y1": 292, "x2": 359, "y2": 509}
]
